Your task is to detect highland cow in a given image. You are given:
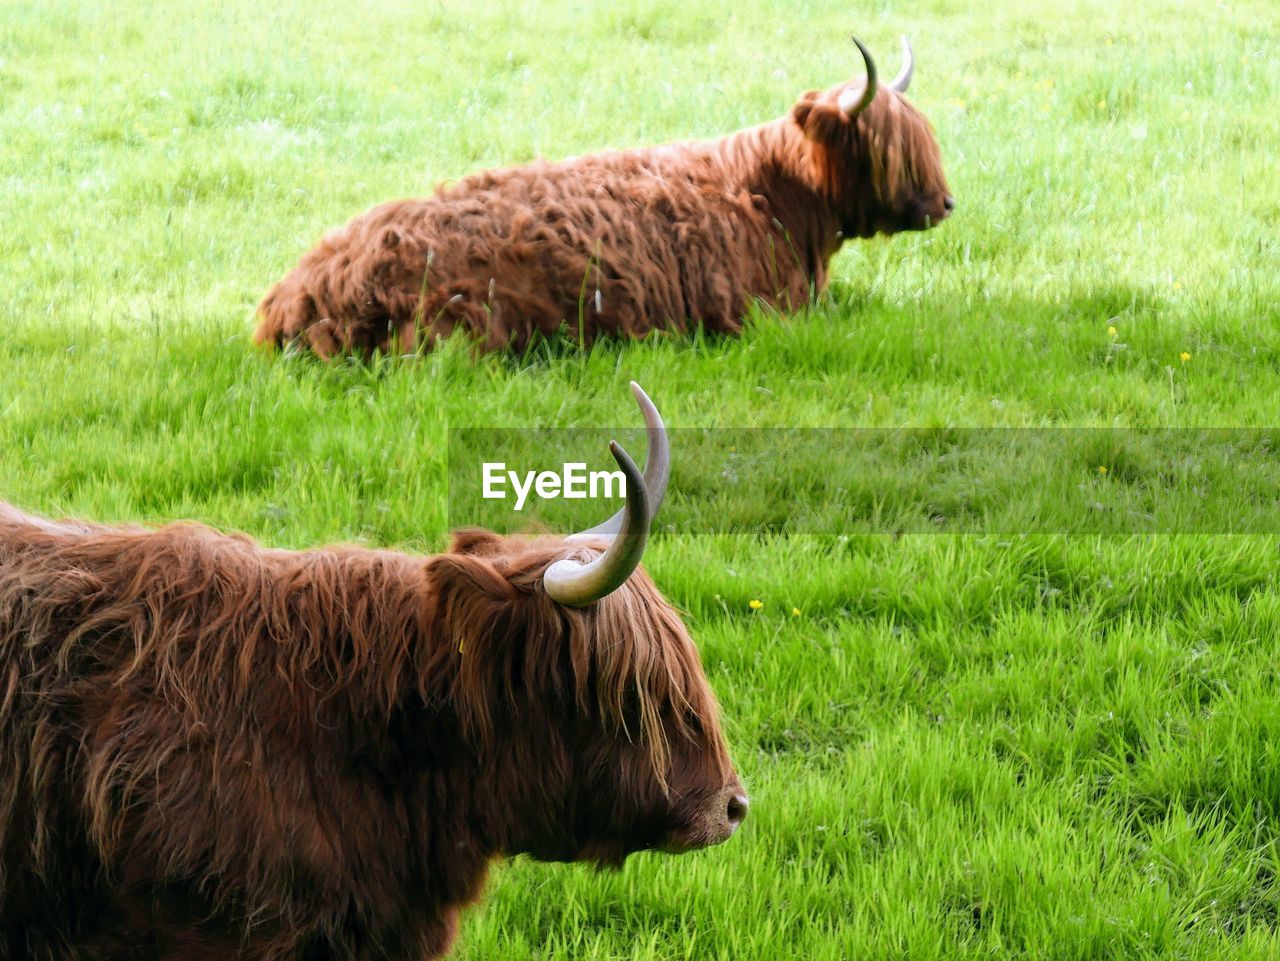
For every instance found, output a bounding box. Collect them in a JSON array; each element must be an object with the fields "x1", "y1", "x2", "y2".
[
  {"x1": 0, "y1": 385, "x2": 746, "y2": 960},
  {"x1": 256, "y1": 37, "x2": 952, "y2": 357}
]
